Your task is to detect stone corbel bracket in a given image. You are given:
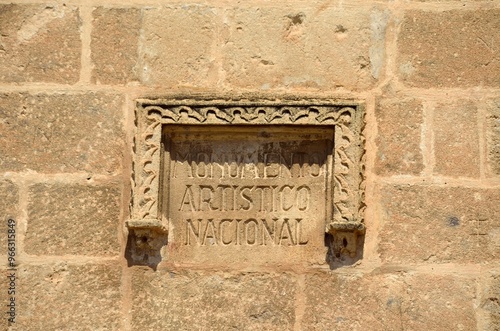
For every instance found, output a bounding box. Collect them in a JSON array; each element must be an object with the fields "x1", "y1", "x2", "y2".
[{"x1": 128, "y1": 96, "x2": 366, "y2": 262}]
